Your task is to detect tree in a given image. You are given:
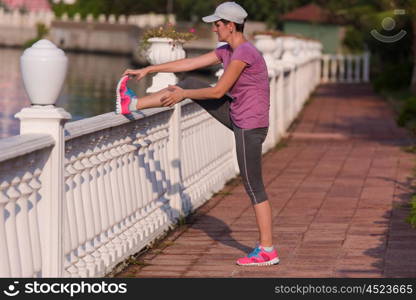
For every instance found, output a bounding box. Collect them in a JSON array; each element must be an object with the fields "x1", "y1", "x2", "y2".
[
  {"x1": 174, "y1": 0, "x2": 311, "y2": 28},
  {"x1": 320, "y1": 0, "x2": 413, "y2": 92},
  {"x1": 175, "y1": 0, "x2": 217, "y2": 23},
  {"x1": 396, "y1": 0, "x2": 416, "y2": 94},
  {"x1": 49, "y1": 0, "x2": 169, "y2": 18}
]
